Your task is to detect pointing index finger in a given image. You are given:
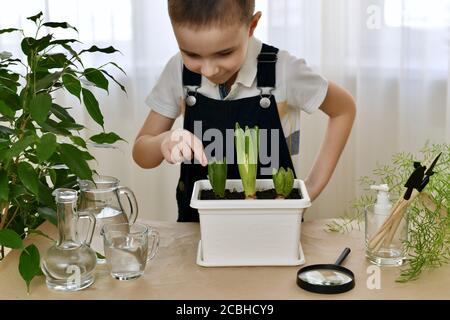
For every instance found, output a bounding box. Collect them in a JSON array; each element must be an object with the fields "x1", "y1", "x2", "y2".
[{"x1": 183, "y1": 130, "x2": 207, "y2": 166}]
